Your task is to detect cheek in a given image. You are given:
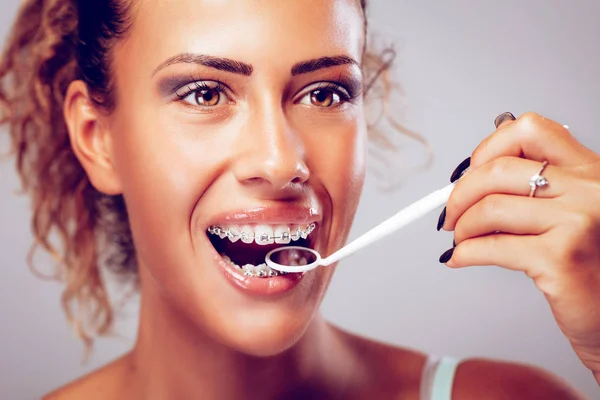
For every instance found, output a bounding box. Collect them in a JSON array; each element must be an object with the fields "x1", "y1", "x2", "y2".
[
  {"x1": 327, "y1": 134, "x2": 367, "y2": 217},
  {"x1": 301, "y1": 107, "x2": 367, "y2": 213},
  {"x1": 106, "y1": 103, "x2": 230, "y2": 270}
]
